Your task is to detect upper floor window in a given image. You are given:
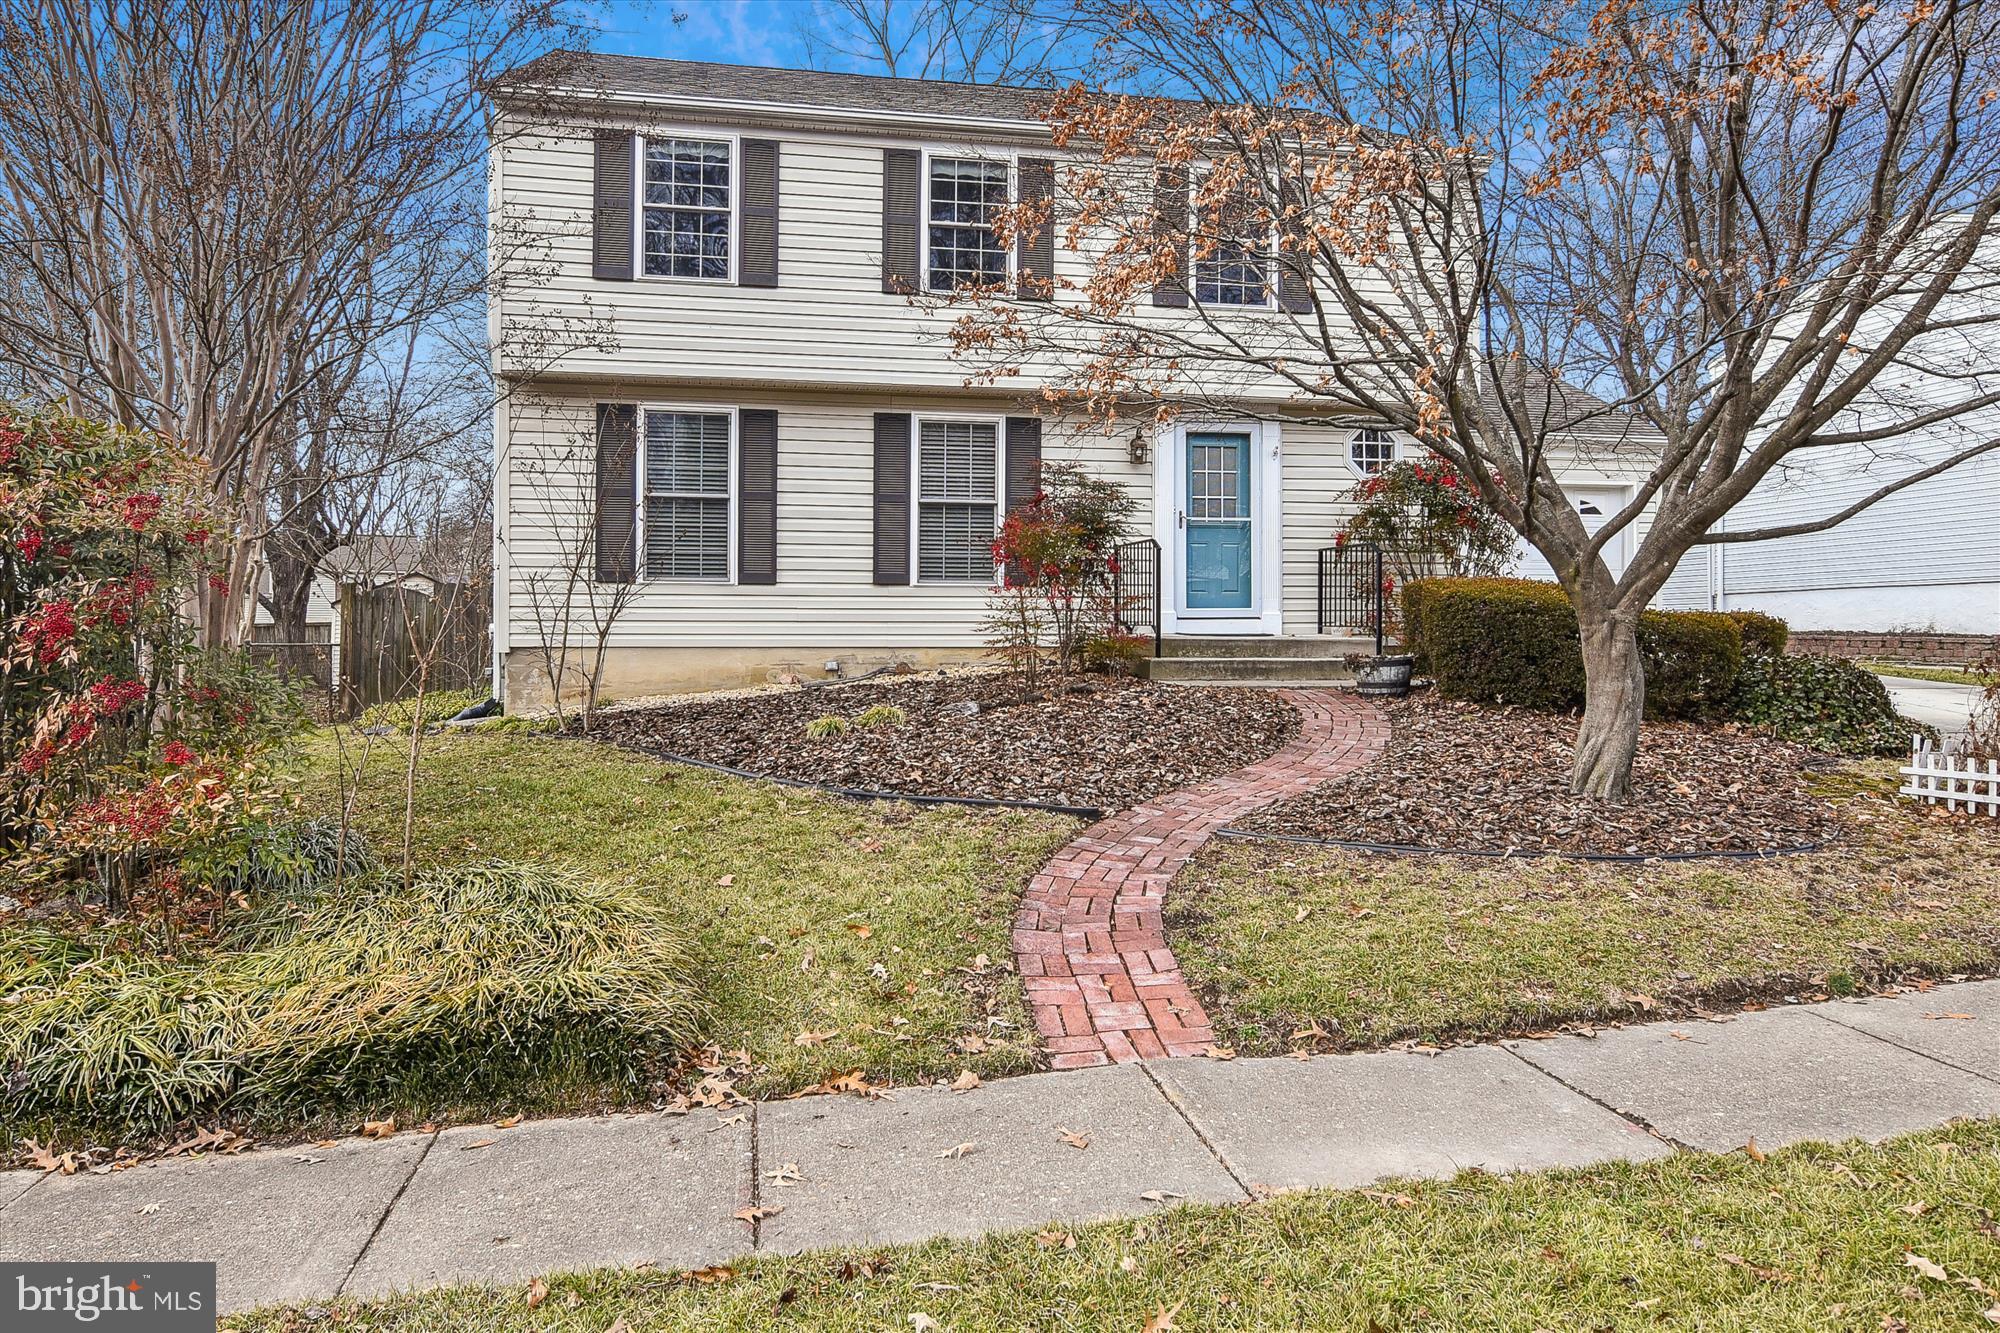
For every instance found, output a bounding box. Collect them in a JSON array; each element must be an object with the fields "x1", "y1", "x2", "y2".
[
  {"x1": 1194, "y1": 189, "x2": 1271, "y2": 308},
  {"x1": 643, "y1": 138, "x2": 732, "y2": 280},
  {"x1": 1348, "y1": 427, "x2": 1396, "y2": 476},
  {"x1": 643, "y1": 409, "x2": 732, "y2": 578},
  {"x1": 927, "y1": 157, "x2": 1009, "y2": 291},
  {"x1": 916, "y1": 417, "x2": 1000, "y2": 581}
]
